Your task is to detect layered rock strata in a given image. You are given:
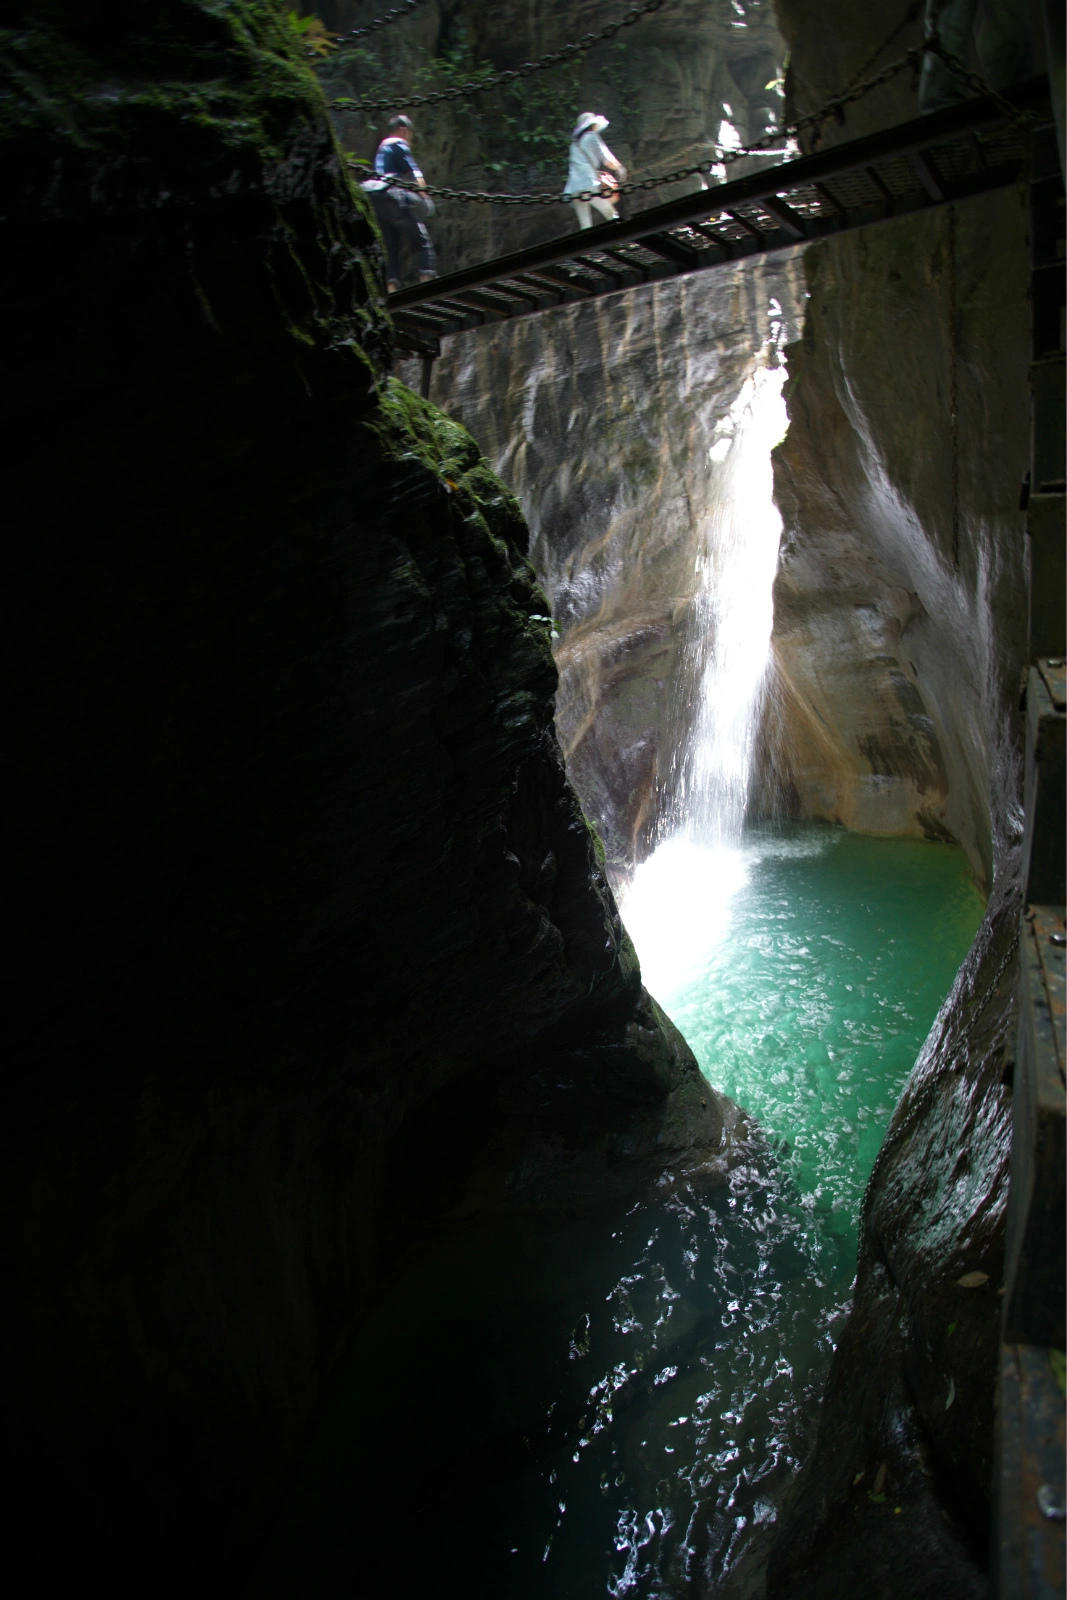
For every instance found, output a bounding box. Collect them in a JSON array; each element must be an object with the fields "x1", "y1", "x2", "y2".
[
  {"x1": 1, "y1": 2, "x2": 738, "y2": 1580},
  {"x1": 393, "y1": 3, "x2": 1041, "y2": 1593},
  {"x1": 412, "y1": 254, "x2": 807, "y2": 879},
  {"x1": 742, "y1": 3, "x2": 1038, "y2": 1594},
  {"x1": 315, "y1": 0, "x2": 788, "y2": 273}
]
